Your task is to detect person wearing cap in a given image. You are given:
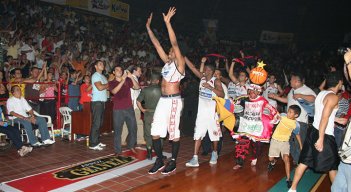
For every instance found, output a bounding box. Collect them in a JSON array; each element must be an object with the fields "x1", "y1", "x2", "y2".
[{"x1": 233, "y1": 83, "x2": 278, "y2": 170}]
